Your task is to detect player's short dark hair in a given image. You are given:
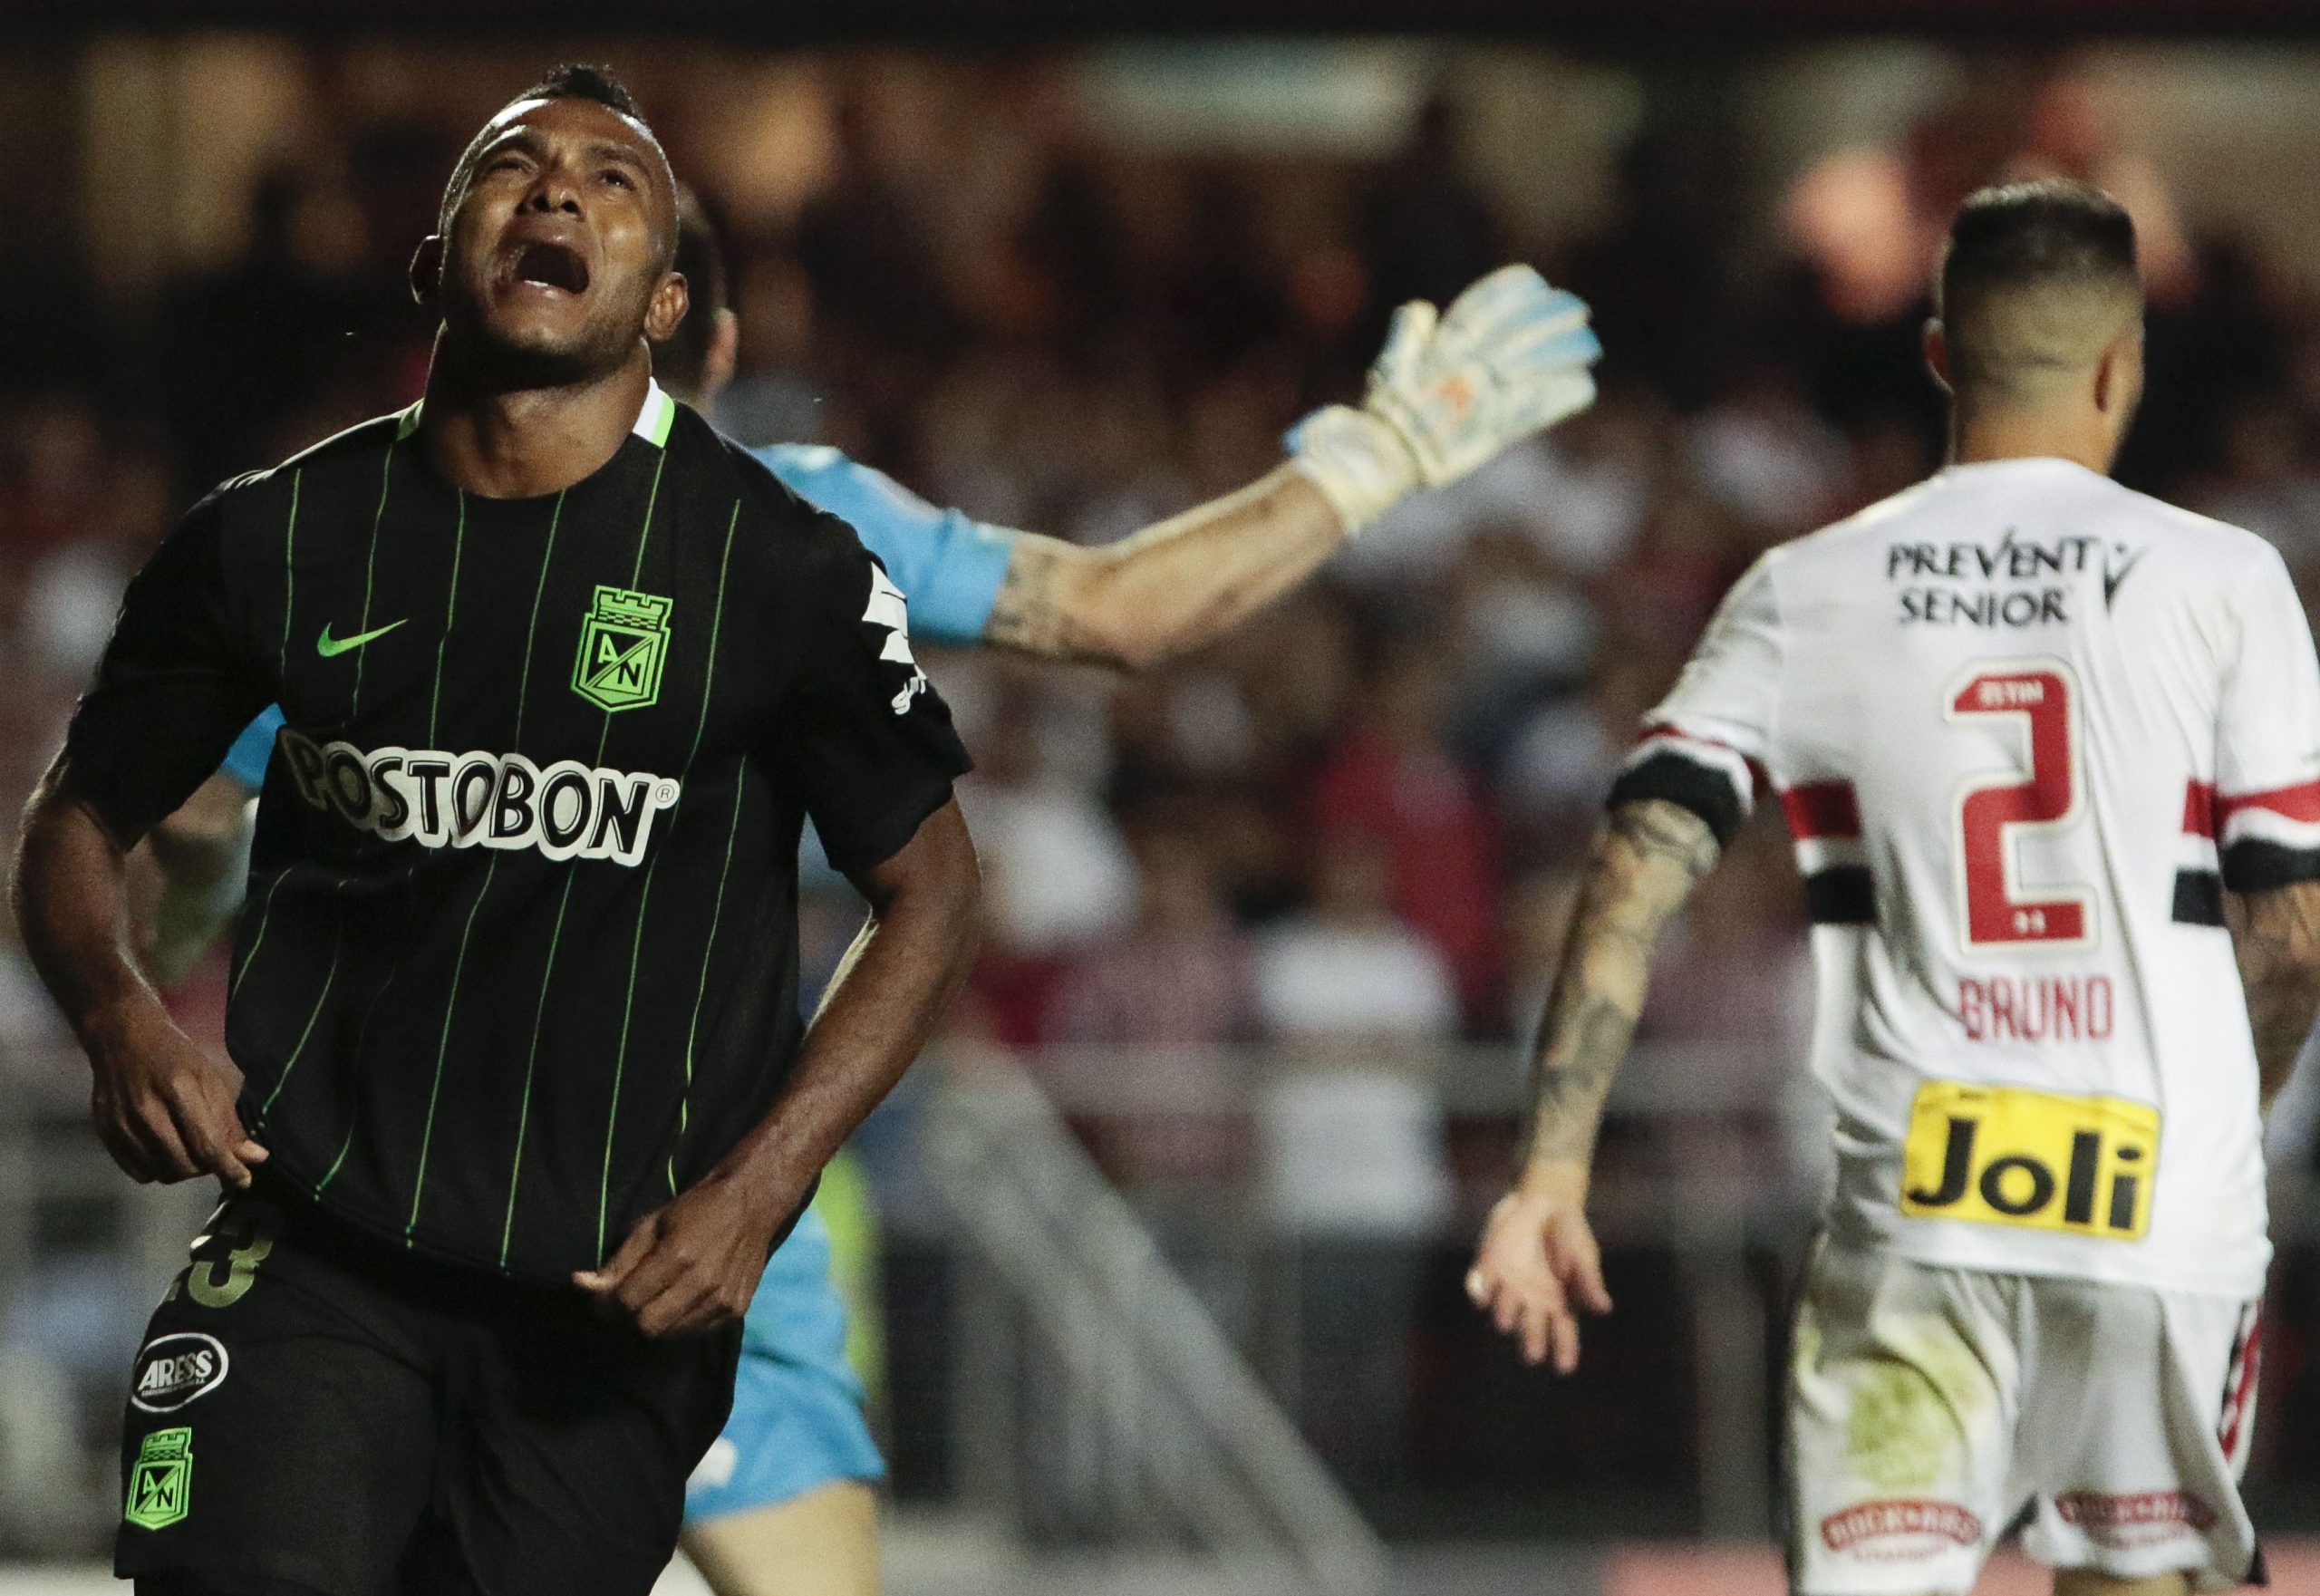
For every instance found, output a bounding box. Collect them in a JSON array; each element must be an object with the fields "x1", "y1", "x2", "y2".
[
  {"x1": 1938, "y1": 179, "x2": 2137, "y2": 313},
  {"x1": 653, "y1": 187, "x2": 731, "y2": 397},
  {"x1": 517, "y1": 63, "x2": 647, "y2": 122},
  {"x1": 1936, "y1": 180, "x2": 2141, "y2": 397},
  {"x1": 440, "y1": 63, "x2": 661, "y2": 238}
]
